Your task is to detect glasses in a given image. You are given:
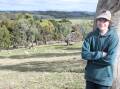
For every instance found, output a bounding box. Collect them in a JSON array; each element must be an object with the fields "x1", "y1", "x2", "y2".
[{"x1": 97, "y1": 18, "x2": 109, "y2": 22}]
